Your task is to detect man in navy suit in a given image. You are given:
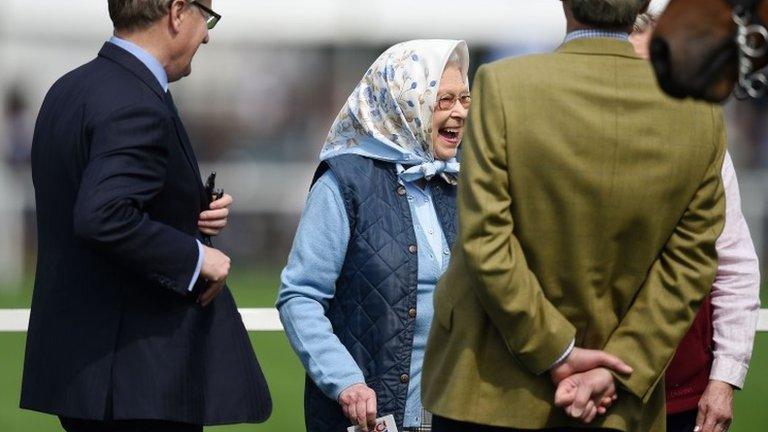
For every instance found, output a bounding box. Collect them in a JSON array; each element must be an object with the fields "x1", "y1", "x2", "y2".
[{"x1": 20, "y1": 1, "x2": 272, "y2": 431}]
